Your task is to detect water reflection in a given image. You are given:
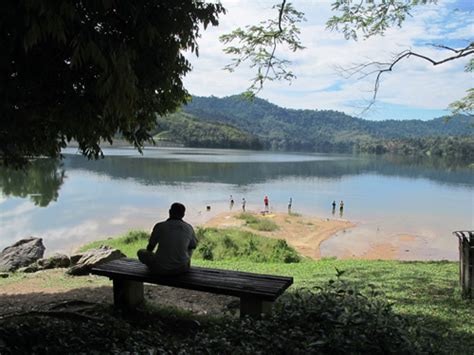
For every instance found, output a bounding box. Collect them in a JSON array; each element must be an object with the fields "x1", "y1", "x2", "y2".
[
  {"x1": 0, "y1": 150, "x2": 471, "y2": 208},
  {"x1": 62, "y1": 151, "x2": 473, "y2": 188},
  {"x1": 0, "y1": 159, "x2": 65, "y2": 207},
  {"x1": 0, "y1": 148, "x2": 471, "y2": 259}
]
